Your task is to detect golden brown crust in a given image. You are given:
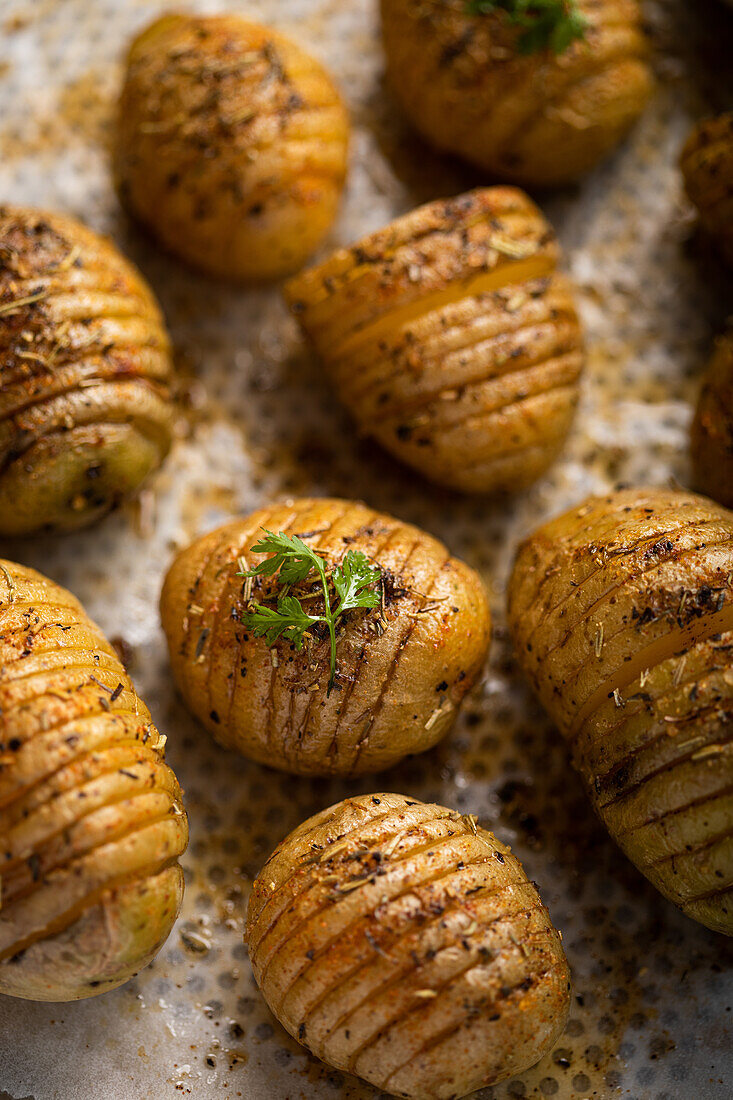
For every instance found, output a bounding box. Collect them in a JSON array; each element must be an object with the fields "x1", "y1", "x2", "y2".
[
  {"x1": 508, "y1": 488, "x2": 733, "y2": 934},
  {"x1": 0, "y1": 560, "x2": 188, "y2": 1000},
  {"x1": 160, "y1": 498, "x2": 491, "y2": 776},
  {"x1": 285, "y1": 188, "x2": 585, "y2": 494},
  {"x1": 379, "y1": 0, "x2": 652, "y2": 187},
  {"x1": 680, "y1": 112, "x2": 733, "y2": 268},
  {"x1": 246, "y1": 792, "x2": 570, "y2": 1099},
  {"x1": 115, "y1": 12, "x2": 349, "y2": 280},
  {"x1": 0, "y1": 205, "x2": 173, "y2": 536},
  {"x1": 691, "y1": 330, "x2": 733, "y2": 508}
]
